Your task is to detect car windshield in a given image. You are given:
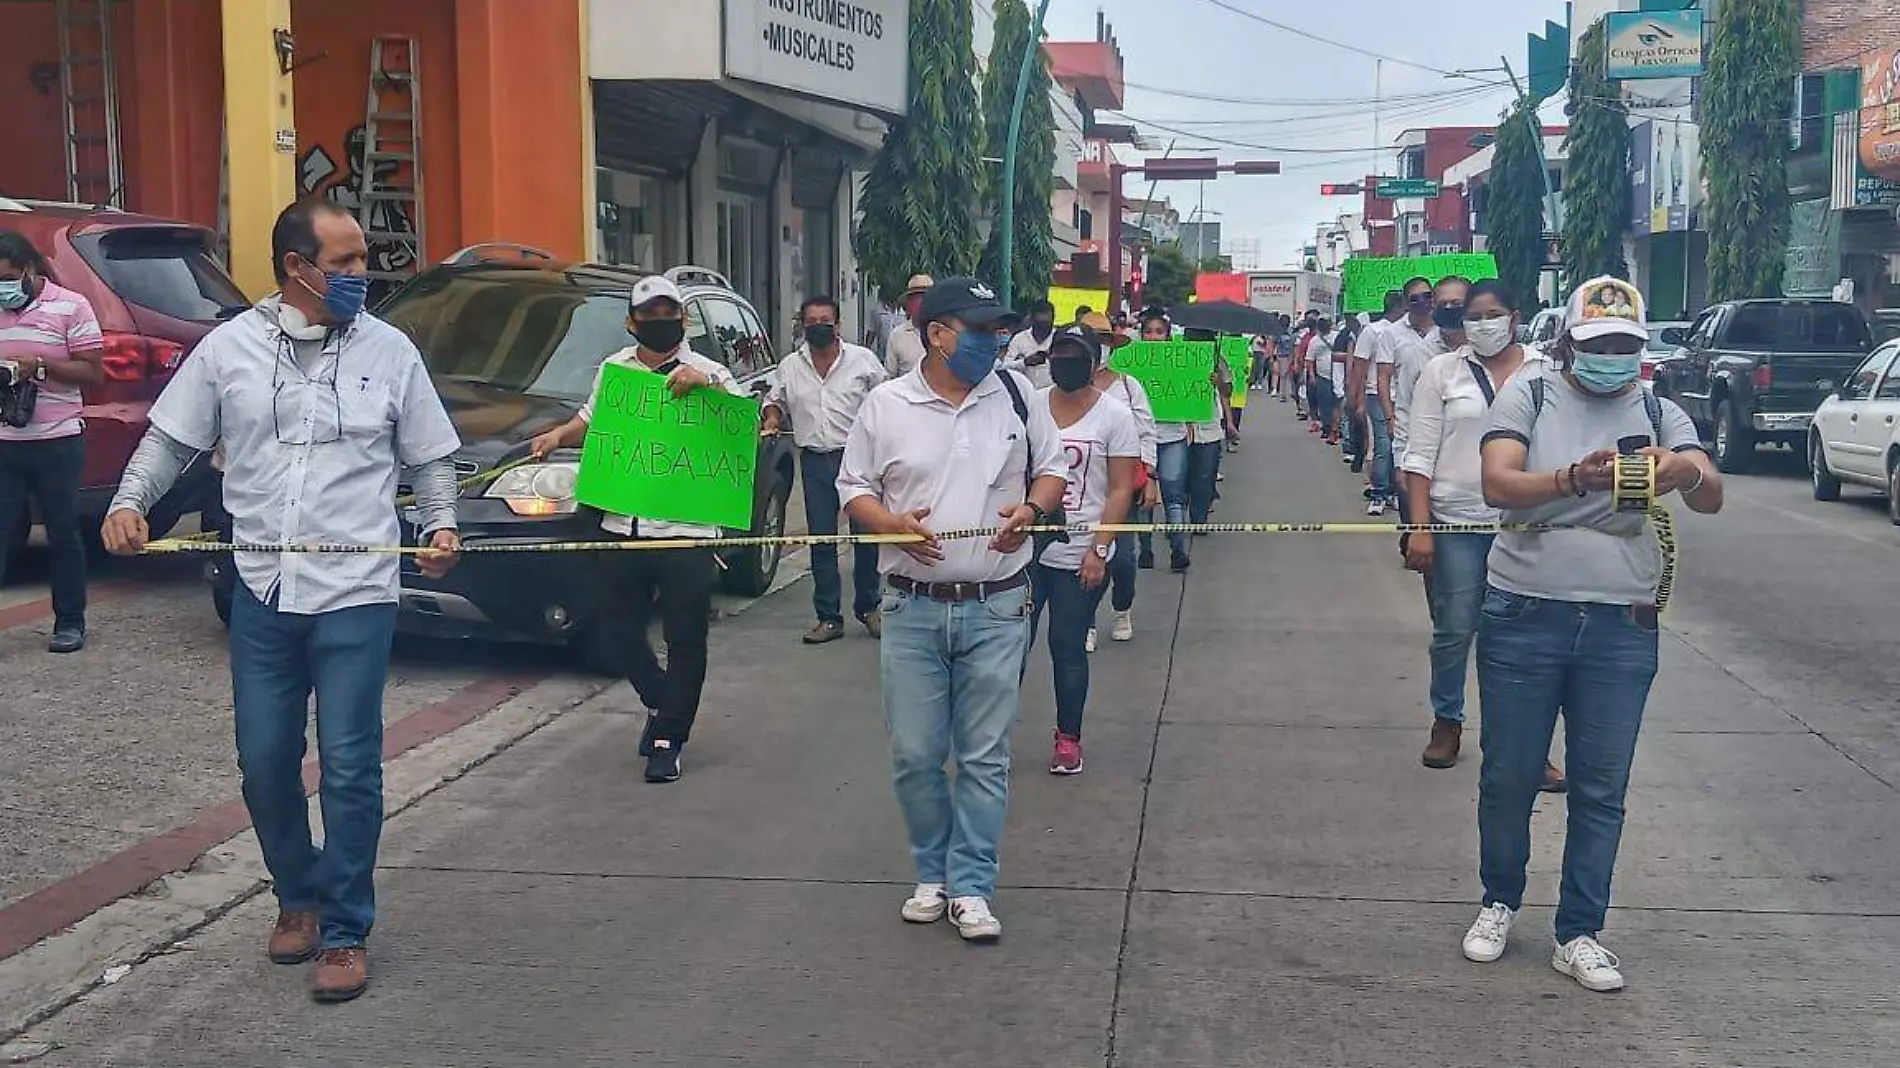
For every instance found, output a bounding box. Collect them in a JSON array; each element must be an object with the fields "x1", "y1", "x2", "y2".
[
  {"x1": 1723, "y1": 304, "x2": 1871, "y2": 352},
  {"x1": 380, "y1": 271, "x2": 636, "y2": 401},
  {"x1": 75, "y1": 227, "x2": 248, "y2": 323},
  {"x1": 1645, "y1": 325, "x2": 1687, "y2": 353}
]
